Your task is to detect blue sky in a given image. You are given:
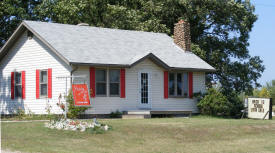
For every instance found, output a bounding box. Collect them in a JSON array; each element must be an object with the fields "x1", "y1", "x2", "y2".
[{"x1": 249, "y1": 0, "x2": 275, "y2": 86}]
